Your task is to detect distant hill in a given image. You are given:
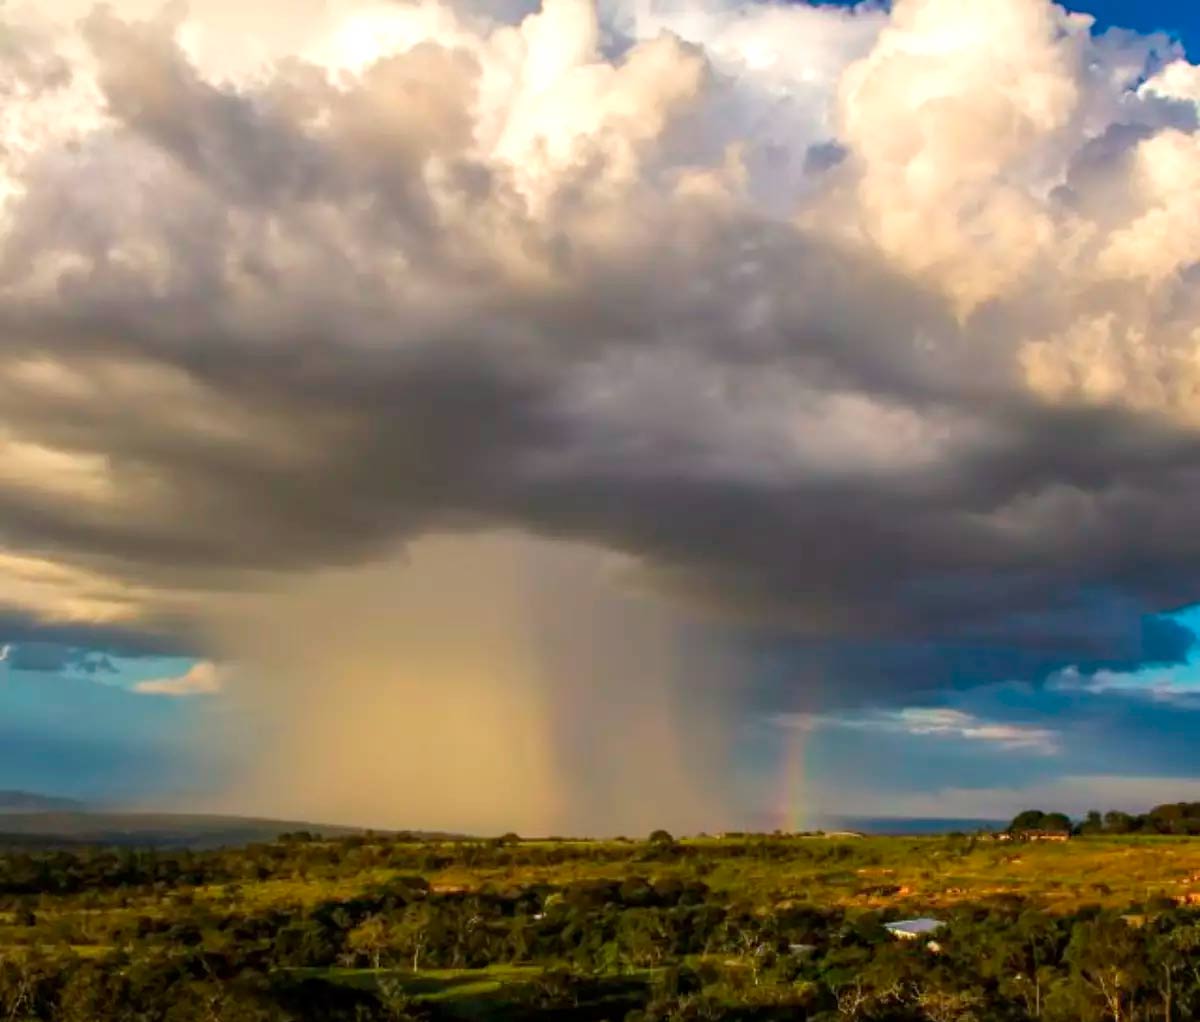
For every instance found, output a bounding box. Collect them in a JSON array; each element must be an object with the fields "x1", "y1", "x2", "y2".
[
  {"x1": 0, "y1": 790, "x2": 87, "y2": 813},
  {"x1": 0, "y1": 811, "x2": 376, "y2": 849}
]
